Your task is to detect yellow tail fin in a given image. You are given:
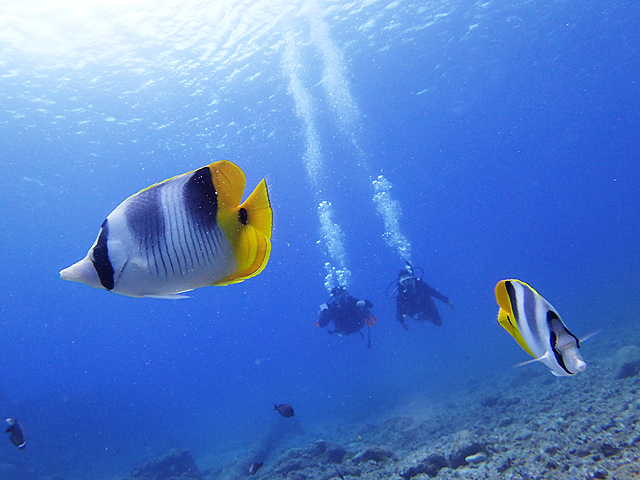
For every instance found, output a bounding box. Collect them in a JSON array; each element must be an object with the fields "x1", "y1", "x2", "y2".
[
  {"x1": 242, "y1": 179, "x2": 273, "y2": 240},
  {"x1": 214, "y1": 177, "x2": 273, "y2": 286}
]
